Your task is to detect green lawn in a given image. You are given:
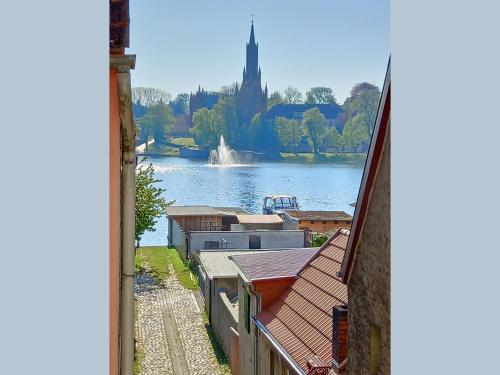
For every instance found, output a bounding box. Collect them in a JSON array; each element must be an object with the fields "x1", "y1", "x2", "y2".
[
  {"x1": 280, "y1": 152, "x2": 366, "y2": 164},
  {"x1": 135, "y1": 246, "x2": 199, "y2": 290},
  {"x1": 145, "y1": 143, "x2": 180, "y2": 156},
  {"x1": 168, "y1": 137, "x2": 197, "y2": 147}
]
